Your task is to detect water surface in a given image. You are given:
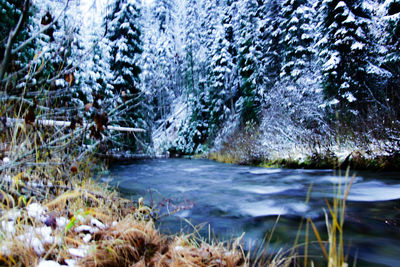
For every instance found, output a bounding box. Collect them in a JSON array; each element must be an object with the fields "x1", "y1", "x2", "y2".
[{"x1": 104, "y1": 159, "x2": 400, "y2": 266}]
